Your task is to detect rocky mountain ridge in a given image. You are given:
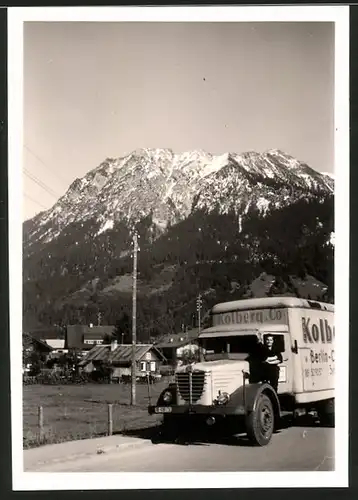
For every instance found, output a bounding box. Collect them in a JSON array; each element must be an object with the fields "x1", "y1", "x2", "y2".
[{"x1": 24, "y1": 148, "x2": 333, "y2": 254}]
